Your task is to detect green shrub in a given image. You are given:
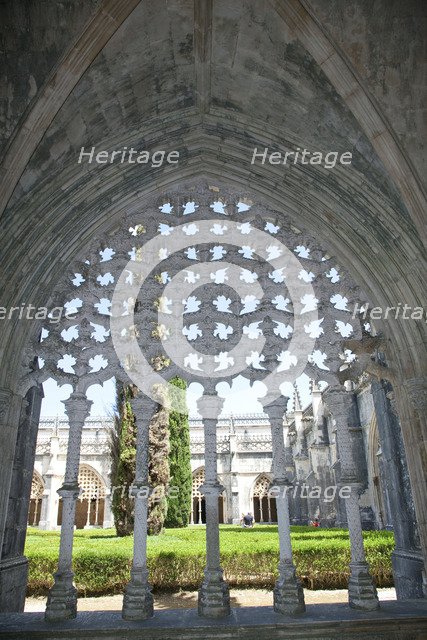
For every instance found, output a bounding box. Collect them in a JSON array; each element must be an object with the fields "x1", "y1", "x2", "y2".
[{"x1": 25, "y1": 526, "x2": 395, "y2": 596}]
